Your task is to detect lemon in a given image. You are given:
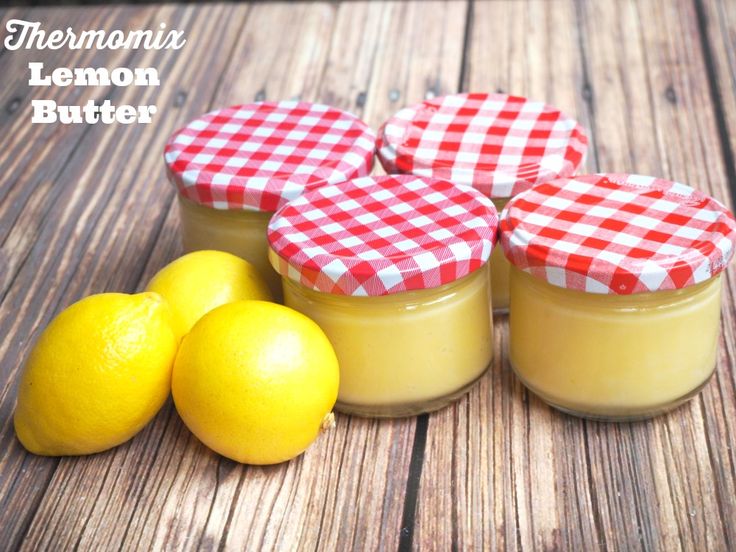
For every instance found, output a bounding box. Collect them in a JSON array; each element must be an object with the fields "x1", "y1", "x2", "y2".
[
  {"x1": 172, "y1": 300, "x2": 339, "y2": 465},
  {"x1": 146, "y1": 250, "x2": 272, "y2": 340},
  {"x1": 14, "y1": 292, "x2": 178, "y2": 456}
]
